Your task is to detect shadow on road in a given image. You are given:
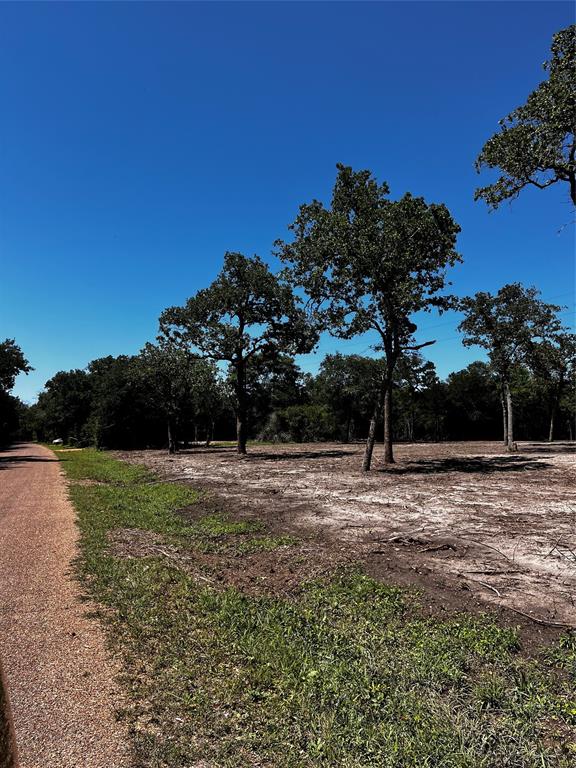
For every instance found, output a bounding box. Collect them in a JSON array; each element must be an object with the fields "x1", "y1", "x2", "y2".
[{"x1": 0, "y1": 455, "x2": 60, "y2": 470}]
